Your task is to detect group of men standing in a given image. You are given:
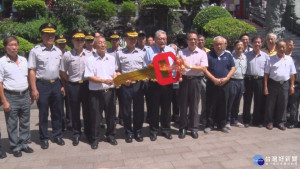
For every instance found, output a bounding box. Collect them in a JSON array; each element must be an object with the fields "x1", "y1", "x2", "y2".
[{"x1": 0, "y1": 22, "x2": 299, "y2": 159}]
